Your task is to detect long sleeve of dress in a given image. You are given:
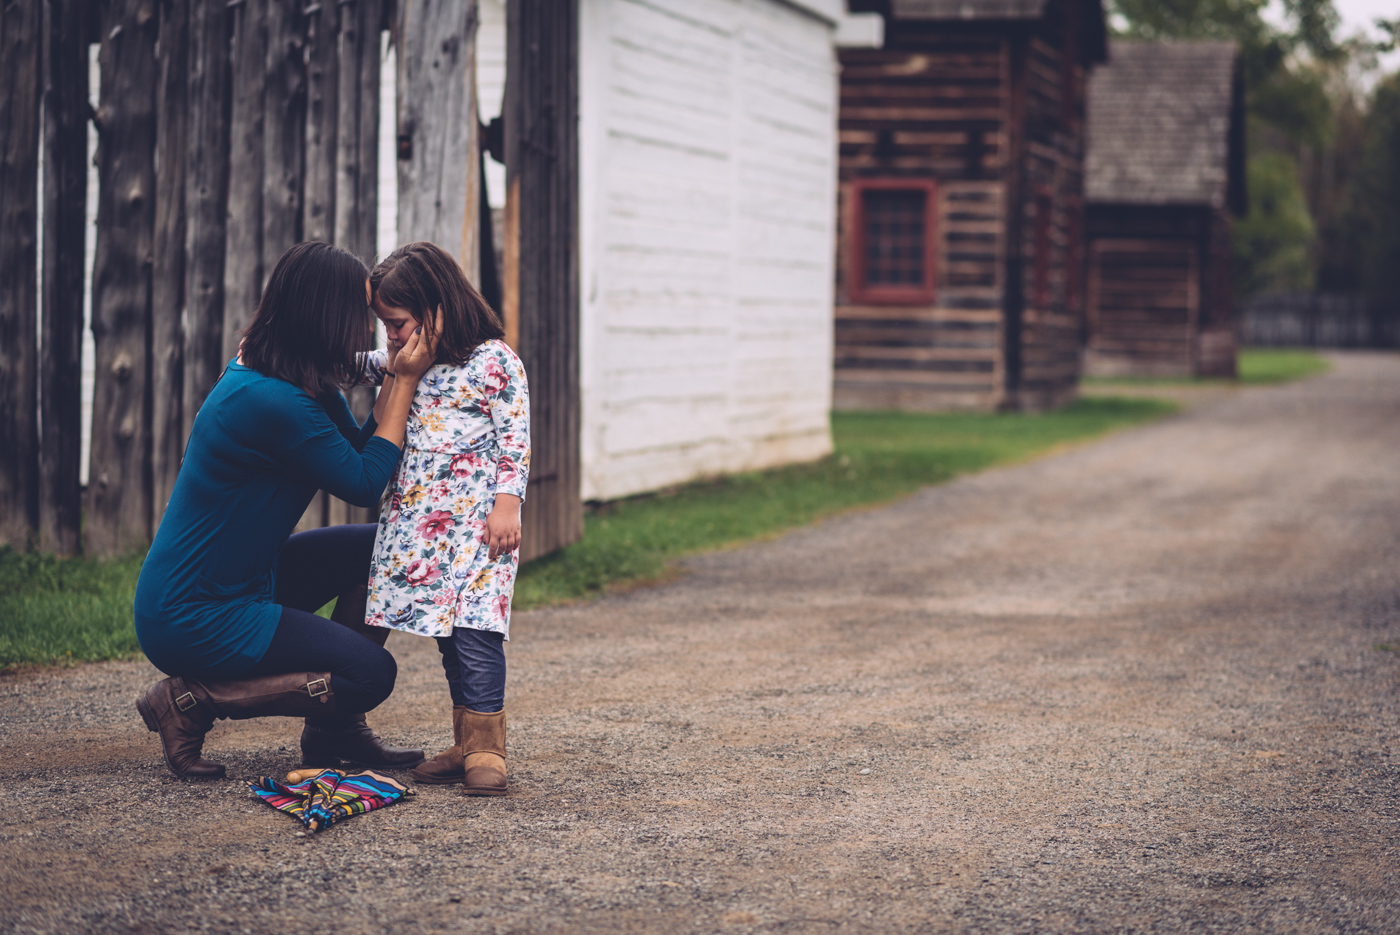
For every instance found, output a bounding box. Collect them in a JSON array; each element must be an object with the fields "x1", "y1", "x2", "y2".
[{"x1": 483, "y1": 346, "x2": 531, "y2": 500}]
